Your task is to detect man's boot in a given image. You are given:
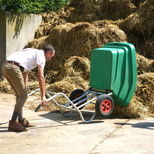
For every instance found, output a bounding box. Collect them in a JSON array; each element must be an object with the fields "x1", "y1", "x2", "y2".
[
  {"x1": 8, "y1": 120, "x2": 27, "y2": 132},
  {"x1": 19, "y1": 118, "x2": 35, "y2": 127}
]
